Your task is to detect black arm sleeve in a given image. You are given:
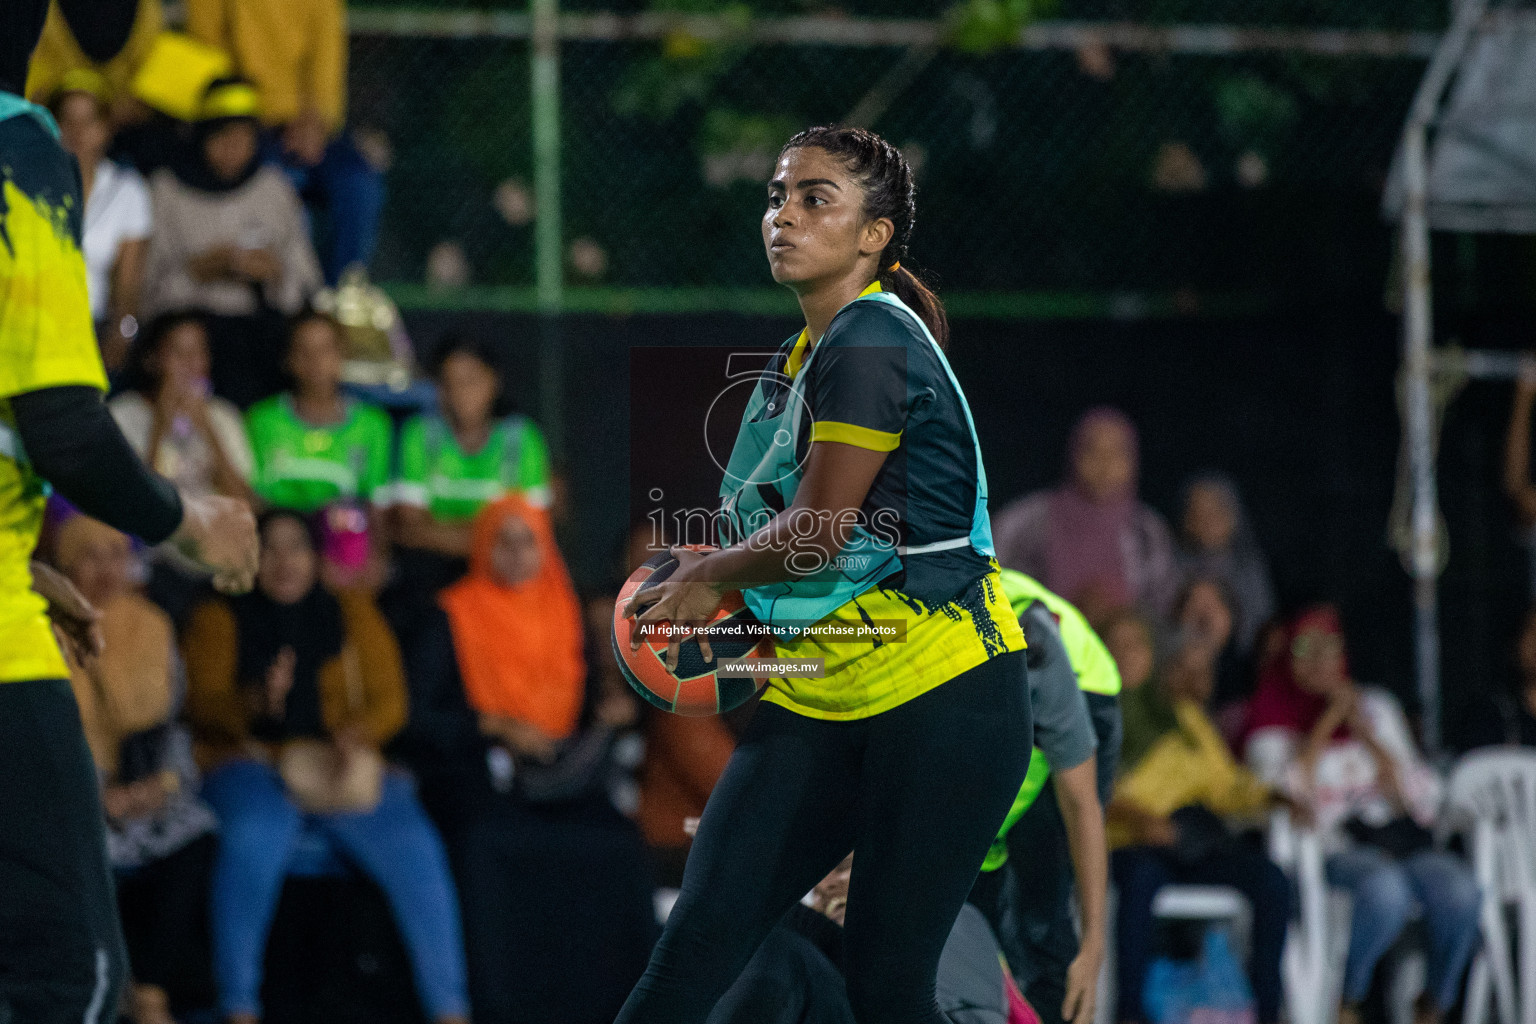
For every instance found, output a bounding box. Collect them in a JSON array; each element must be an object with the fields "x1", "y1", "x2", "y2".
[
  {"x1": 11, "y1": 385, "x2": 182, "y2": 544},
  {"x1": 57, "y1": 0, "x2": 138, "y2": 63}
]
